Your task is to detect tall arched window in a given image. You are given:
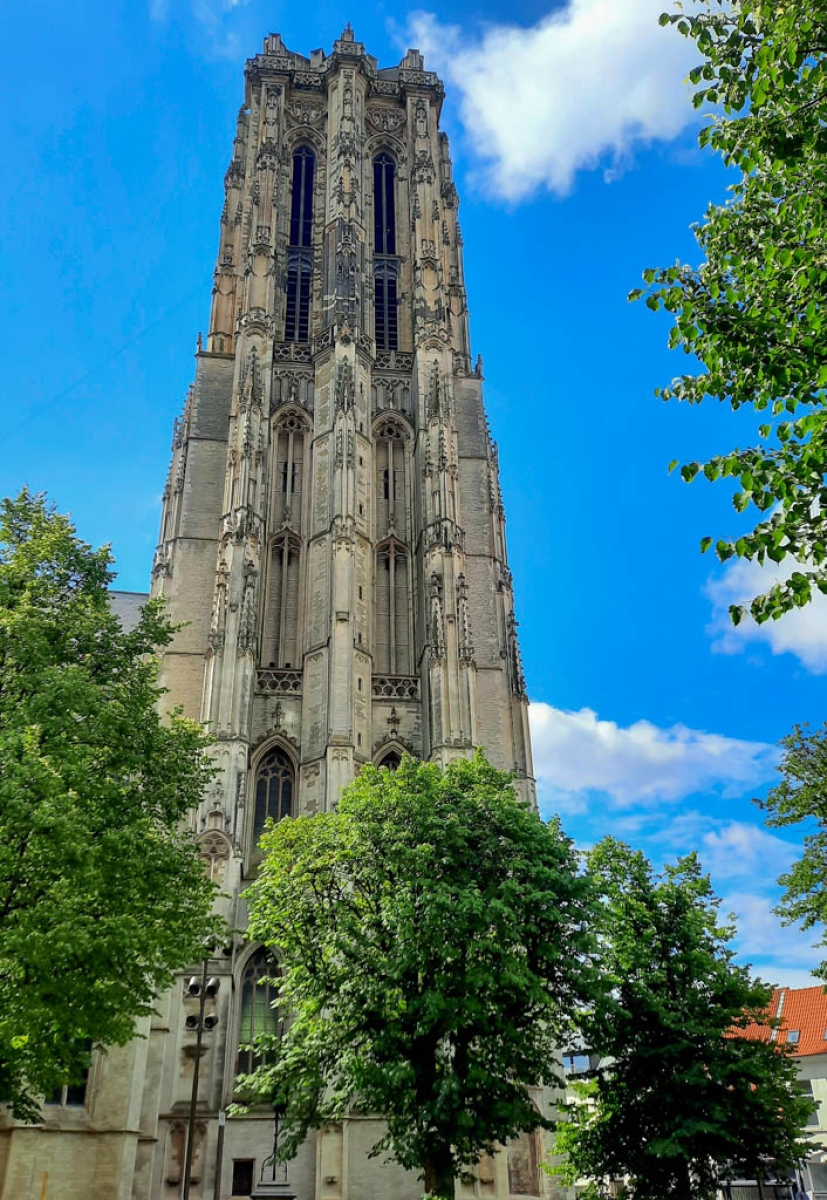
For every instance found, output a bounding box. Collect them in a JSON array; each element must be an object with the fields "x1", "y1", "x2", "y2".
[
  {"x1": 236, "y1": 948, "x2": 279, "y2": 1077},
  {"x1": 253, "y1": 748, "x2": 294, "y2": 843},
  {"x1": 373, "y1": 153, "x2": 396, "y2": 255},
  {"x1": 263, "y1": 532, "x2": 301, "y2": 669},
  {"x1": 285, "y1": 147, "x2": 315, "y2": 342},
  {"x1": 373, "y1": 153, "x2": 398, "y2": 350},
  {"x1": 375, "y1": 543, "x2": 411, "y2": 675},
  {"x1": 374, "y1": 418, "x2": 407, "y2": 538}
]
